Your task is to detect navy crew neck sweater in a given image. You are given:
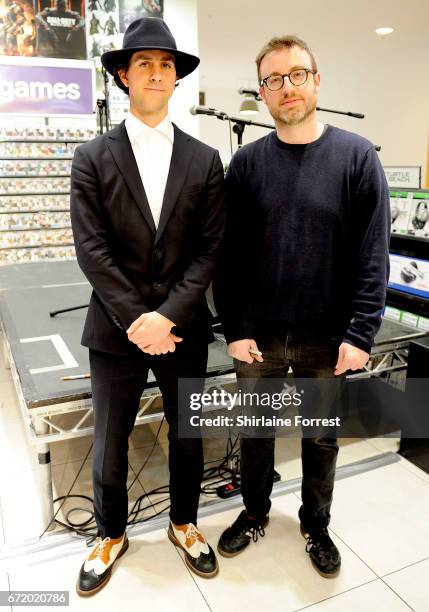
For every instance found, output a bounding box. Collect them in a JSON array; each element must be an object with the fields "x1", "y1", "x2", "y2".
[{"x1": 216, "y1": 125, "x2": 390, "y2": 353}]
